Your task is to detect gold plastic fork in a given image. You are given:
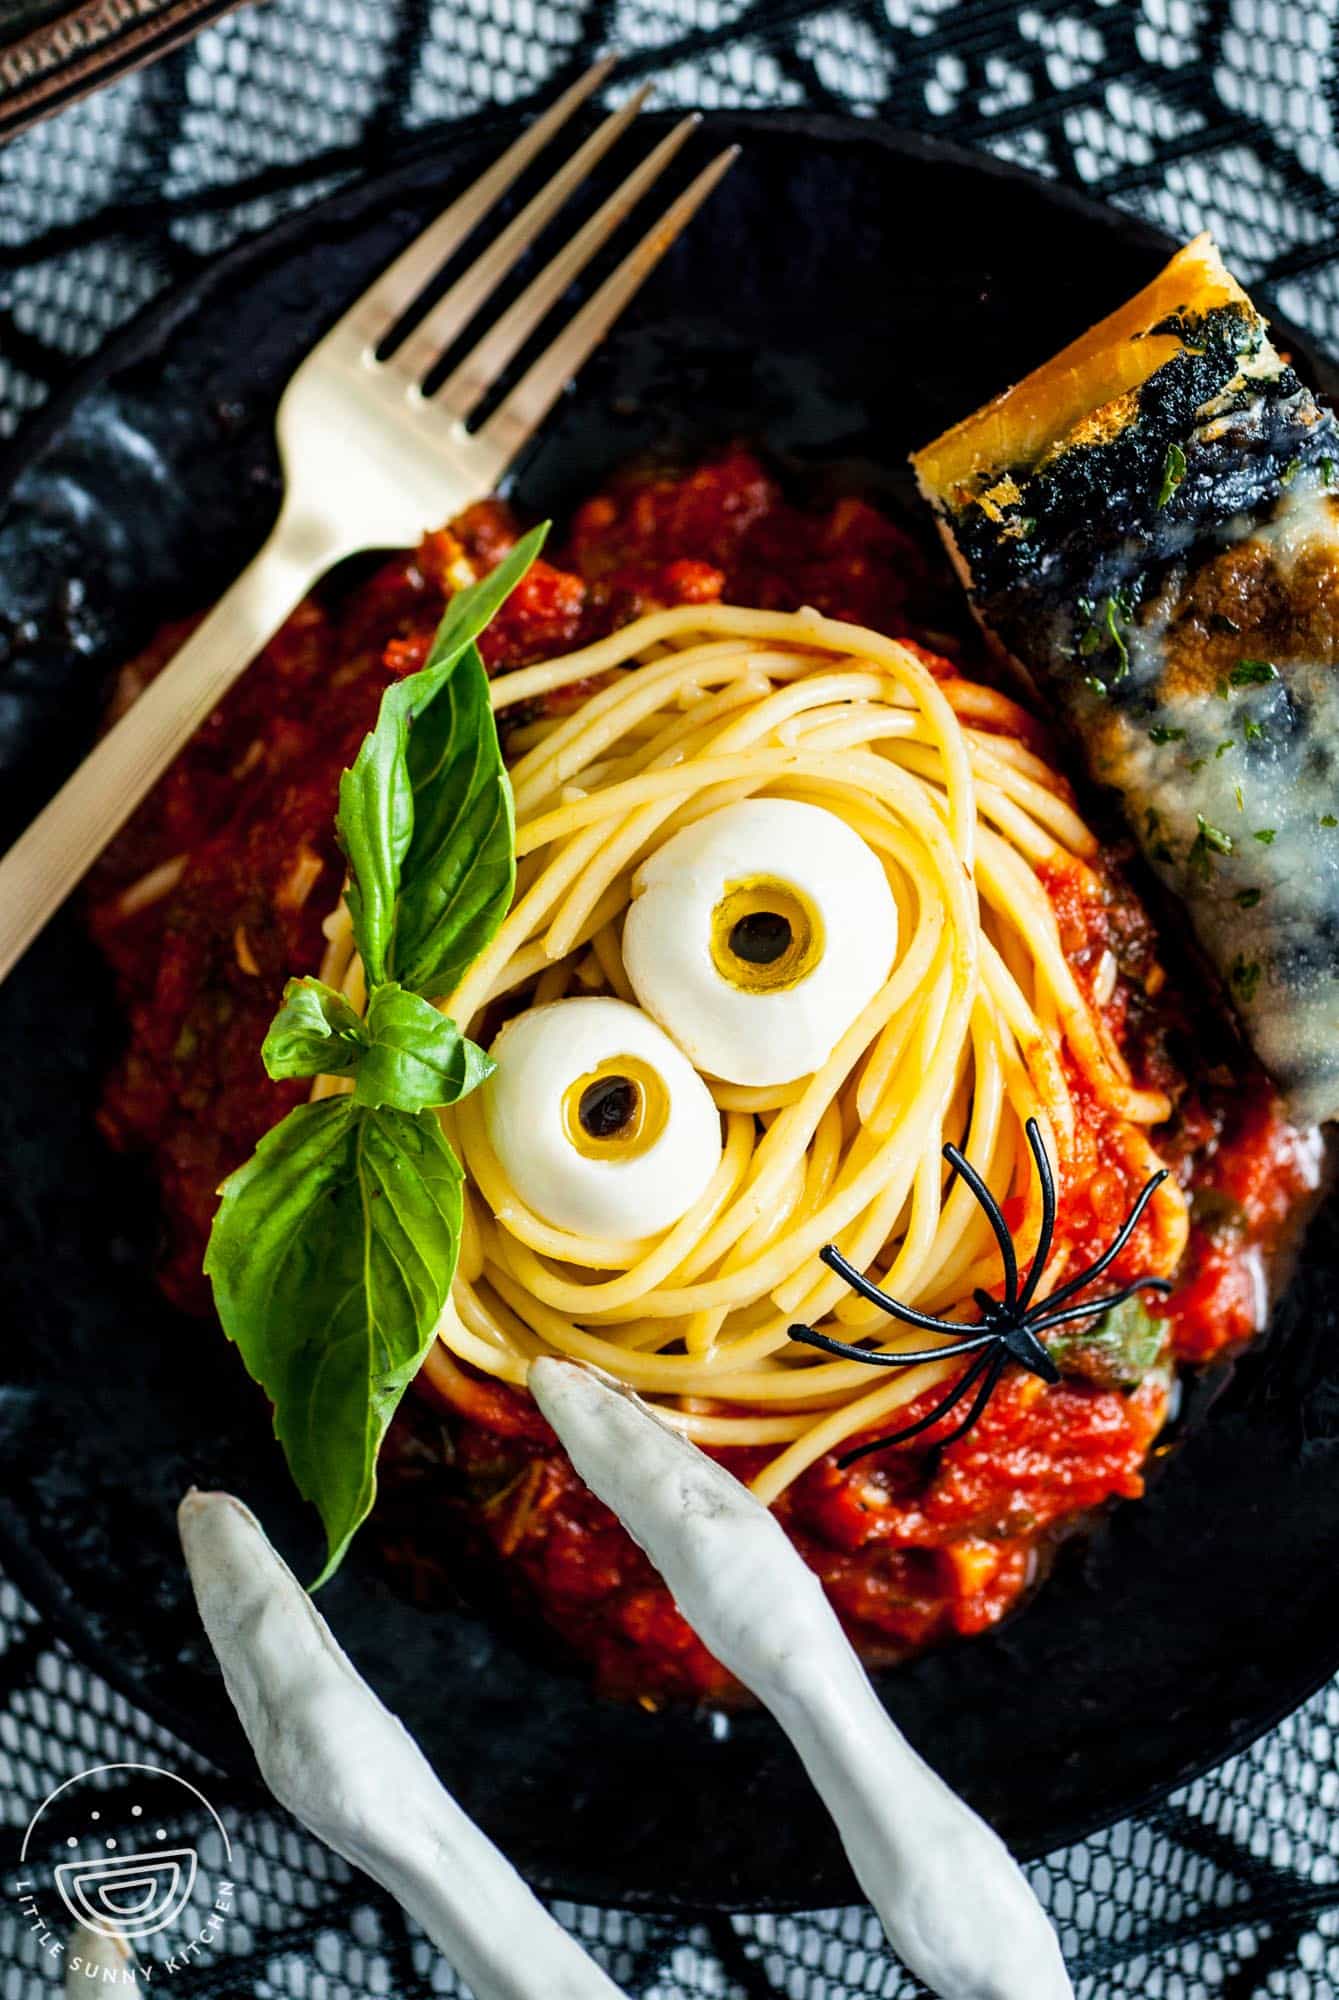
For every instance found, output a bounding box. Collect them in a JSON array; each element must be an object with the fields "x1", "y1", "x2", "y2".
[{"x1": 0, "y1": 62, "x2": 737, "y2": 984}]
